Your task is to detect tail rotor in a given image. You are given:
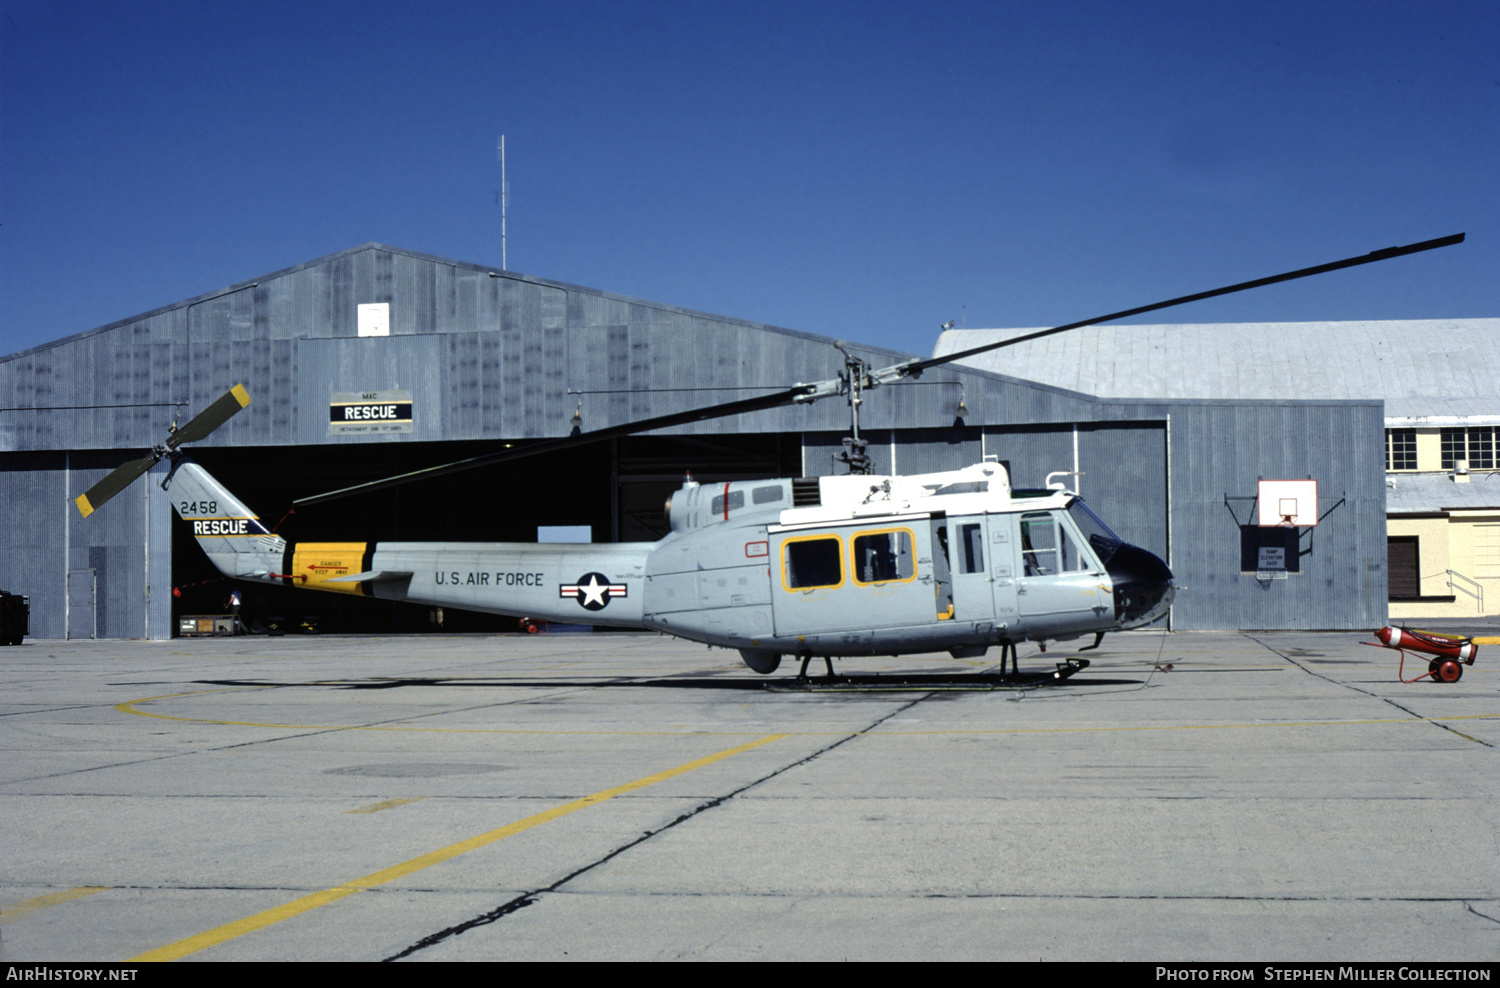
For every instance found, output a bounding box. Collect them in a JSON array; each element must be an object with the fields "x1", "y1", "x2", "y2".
[{"x1": 74, "y1": 384, "x2": 250, "y2": 518}]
